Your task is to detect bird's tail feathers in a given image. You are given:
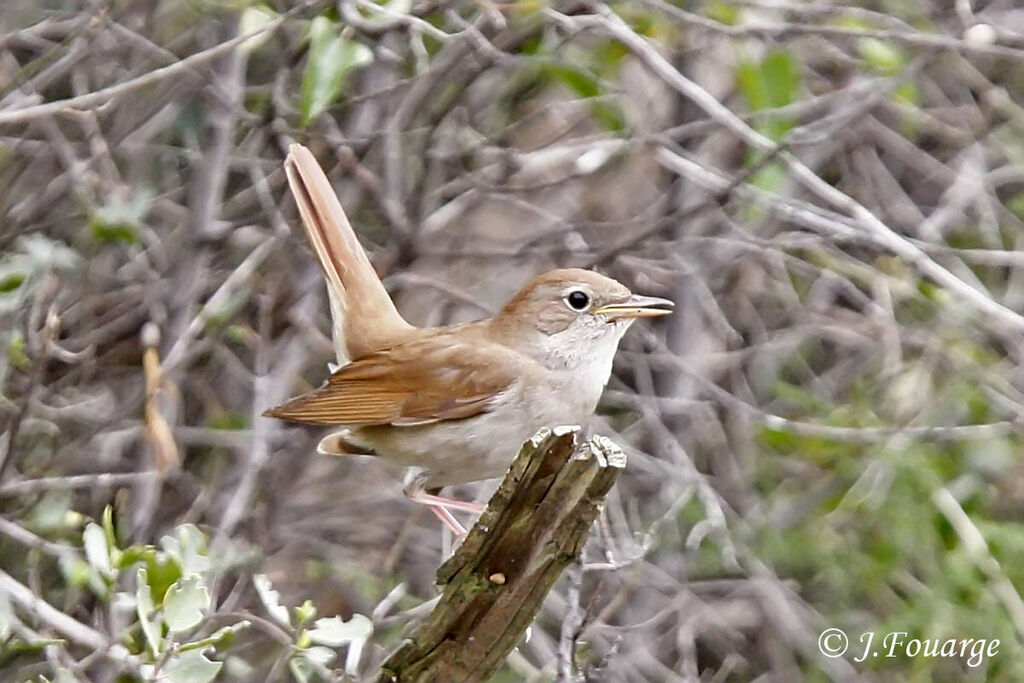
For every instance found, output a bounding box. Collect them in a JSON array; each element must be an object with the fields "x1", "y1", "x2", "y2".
[{"x1": 285, "y1": 144, "x2": 410, "y2": 361}]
